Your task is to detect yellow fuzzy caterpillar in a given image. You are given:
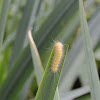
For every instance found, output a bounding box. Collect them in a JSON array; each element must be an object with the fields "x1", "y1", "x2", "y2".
[{"x1": 51, "y1": 41, "x2": 63, "y2": 72}]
